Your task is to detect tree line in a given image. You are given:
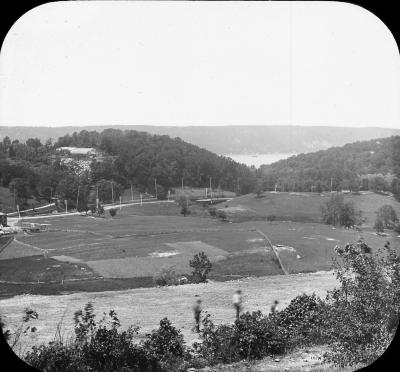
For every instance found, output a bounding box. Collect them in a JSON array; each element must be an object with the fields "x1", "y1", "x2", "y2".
[
  {"x1": 0, "y1": 129, "x2": 256, "y2": 212},
  {"x1": 258, "y1": 136, "x2": 400, "y2": 199}
]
